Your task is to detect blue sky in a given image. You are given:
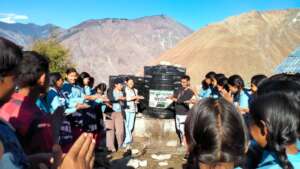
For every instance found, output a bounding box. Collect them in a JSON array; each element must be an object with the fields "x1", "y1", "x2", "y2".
[{"x1": 0, "y1": 0, "x2": 299, "y2": 30}]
